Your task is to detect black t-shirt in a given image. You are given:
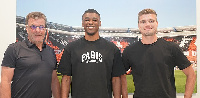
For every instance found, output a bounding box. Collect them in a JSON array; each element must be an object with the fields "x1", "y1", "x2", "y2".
[
  {"x1": 1, "y1": 40, "x2": 57, "y2": 98},
  {"x1": 122, "y1": 38, "x2": 191, "y2": 98},
  {"x1": 58, "y1": 37, "x2": 125, "y2": 98}
]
